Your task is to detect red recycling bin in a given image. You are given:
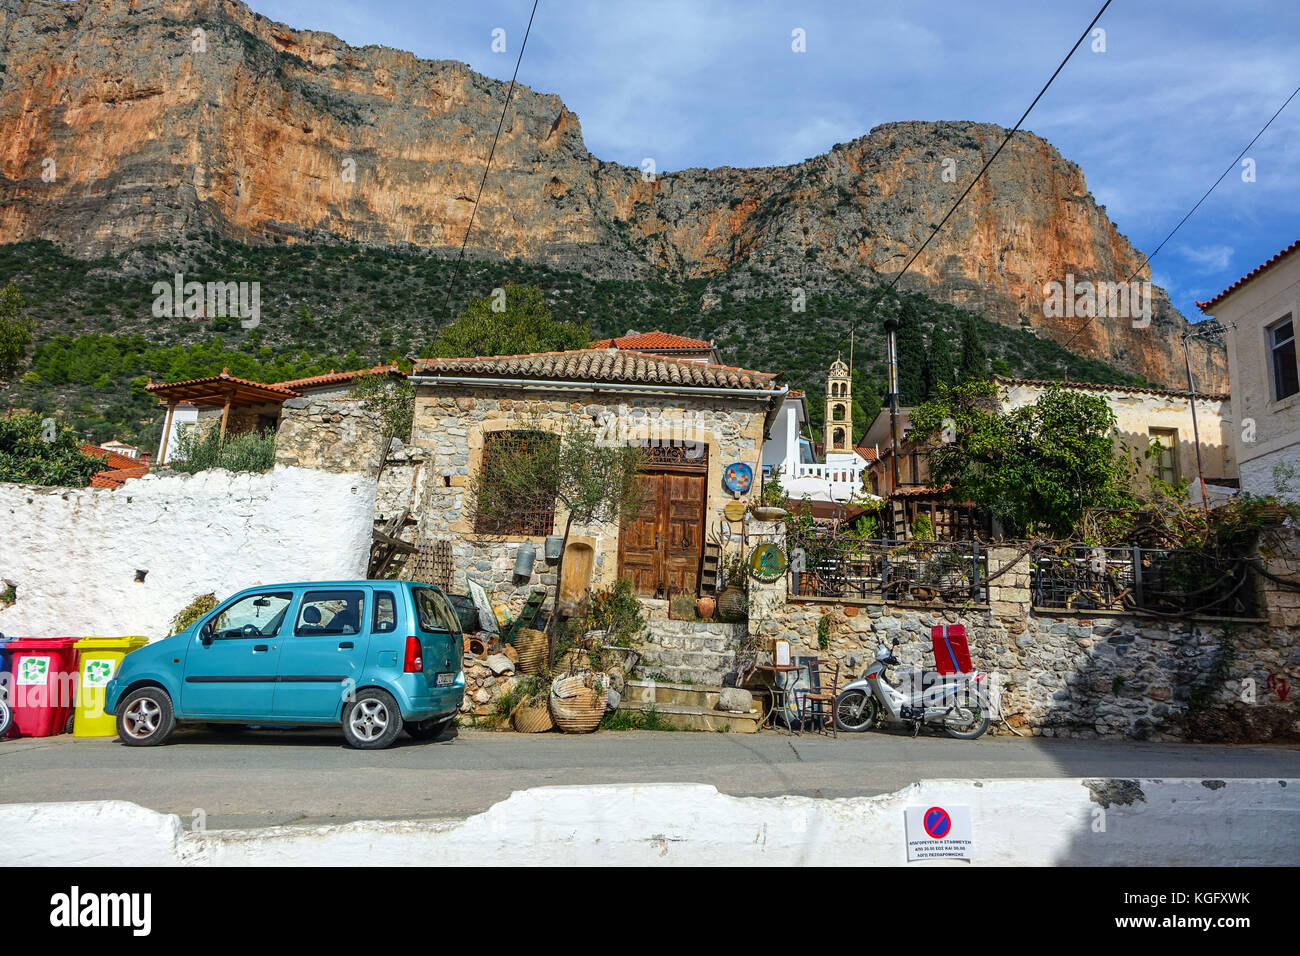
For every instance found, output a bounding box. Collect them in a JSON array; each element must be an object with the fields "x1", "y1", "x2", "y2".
[
  {"x1": 7, "y1": 637, "x2": 80, "y2": 737},
  {"x1": 930, "y1": 624, "x2": 972, "y2": 675}
]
